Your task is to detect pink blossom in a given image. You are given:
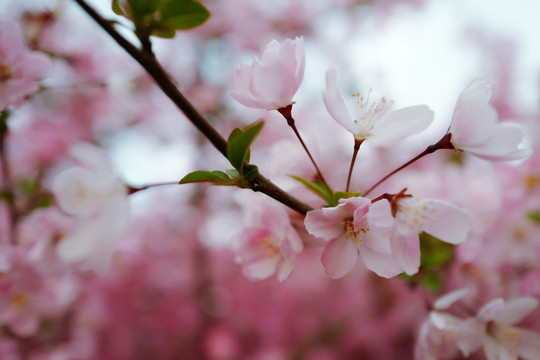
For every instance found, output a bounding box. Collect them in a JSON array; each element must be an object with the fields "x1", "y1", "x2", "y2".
[
  {"x1": 52, "y1": 143, "x2": 130, "y2": 270},
  {"x1": 323, "y1": 68, "x2": 434, "y2": 145},
  {"x1": 229, "y1": 37, "x2": 305, "y2": 110},
  {"x1": 304, "y1": 196, "x2": 402, "y2": 279},
  {"x1": 457, "y1": 297, "x2": 540, "y2": 360},
  {"x1": 233, "y1": 202, "x2": 303, "y2": 281},
  {"x1": 391, "y1": 196, "x2": 470, "y2": 275},
  {"x1": 449, "y1": 79, "x2": 532, "y2": 161},
  {"x1": 0, "y1": 20, "x2": 51, "y2": 110}
]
